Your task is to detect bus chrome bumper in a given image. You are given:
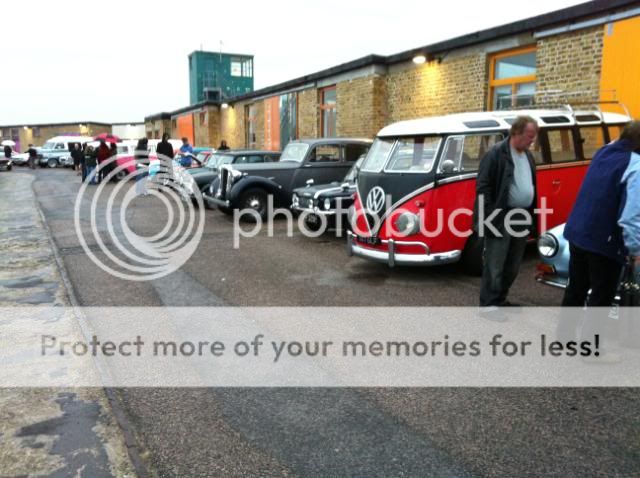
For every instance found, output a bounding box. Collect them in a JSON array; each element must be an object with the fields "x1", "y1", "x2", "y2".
[{"x1": 346, "y1": 232, "x2": 461, "y2": 267}]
